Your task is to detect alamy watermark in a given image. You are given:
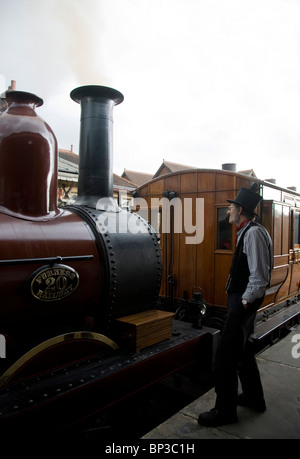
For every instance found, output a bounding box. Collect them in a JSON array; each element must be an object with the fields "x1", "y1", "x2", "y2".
[
  {"x1": 96, "y1": 194, "x2": 204, "y2": 245},
  {"x1": 0, "y1": 334, "x2": 5, "y2": 358},
  {"x1": 291, "y1": 334, "x2": 300, "y2": 359}
]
